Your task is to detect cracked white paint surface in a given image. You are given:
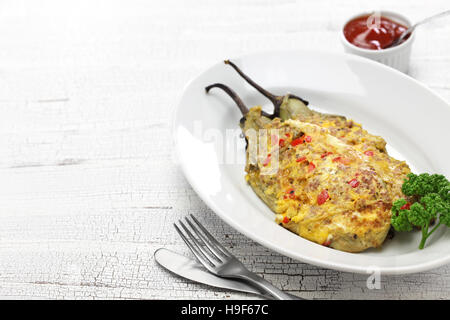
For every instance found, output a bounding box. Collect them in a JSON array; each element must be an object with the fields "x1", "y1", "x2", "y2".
[{"x1": 0, "y1": 0, "x2": 449, "y2": 299}]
